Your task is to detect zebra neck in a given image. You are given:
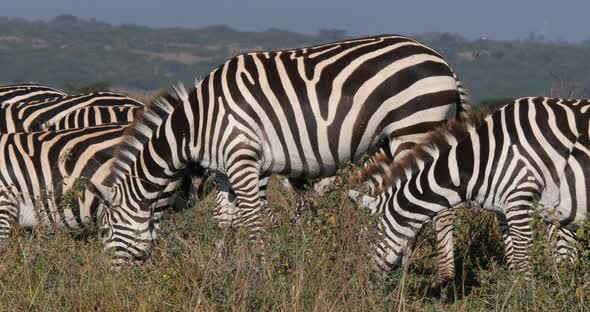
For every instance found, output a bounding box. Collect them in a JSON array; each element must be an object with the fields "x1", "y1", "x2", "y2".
[{"x1": 380, "y1": 143, "x2": 465, "y2": 225}]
